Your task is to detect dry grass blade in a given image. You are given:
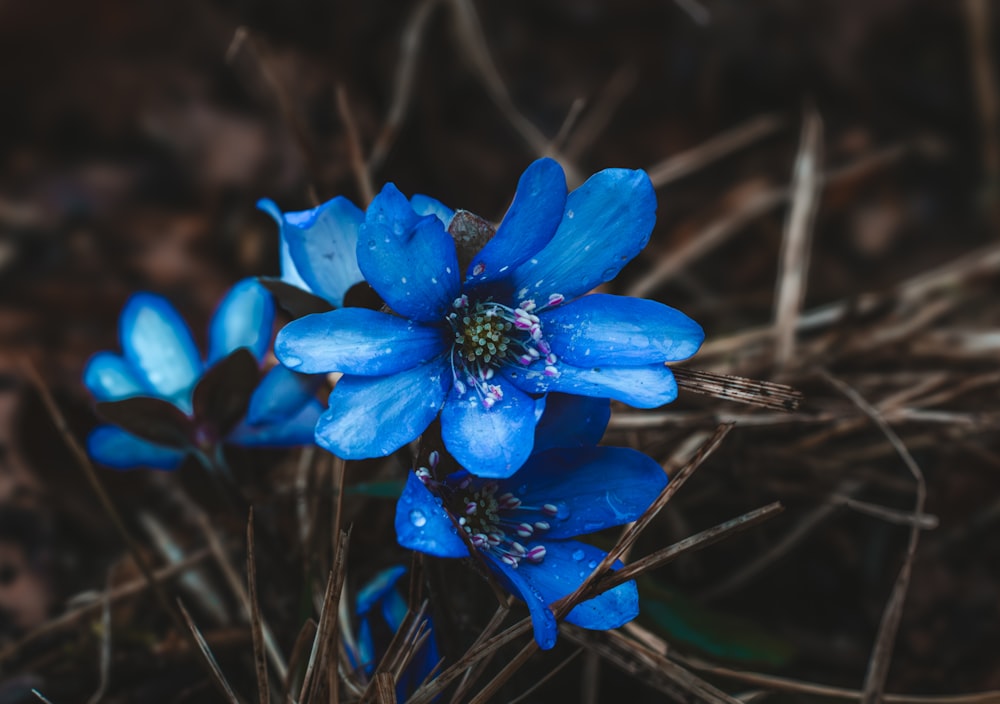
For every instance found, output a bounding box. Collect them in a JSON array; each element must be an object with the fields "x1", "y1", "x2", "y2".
[
  {"x1": 505, "y1": 648, "x2": 584, "y2": 704},
  {"x1": 373, "y1": 673, "x2": 396, "y2": 704},
  {"x1": 336, "y1": 84, "x2": 374, "y2": 206},
  {"x1": 31, "y1": 691, "x2": 57, "y2": 704},
  {"x1": 447, "y1": 600, "x2": 513, "y2": 704},
  {"x1": 177, "y1": 599, "x2": 242, "y2": 704},
  {"x1": 646, "y1": 113, "x2": 785, "y2": 188},
  {"x1": 963, "y1": 0, "x2": 1000, "y2": 183},
  {"x1": 85, "y1": 569, "x2": 114, "y2": 704},
  {"x1": 282, "y1": 618, "x2": 318, "y2": 702},
  {"x1": 299, "y1": 530, "x2": 350, "y2": 703},
  {"x1": 561, "y1": 64, "x2": 638, "y2": 166},
  {"x1": 359, "y1": 601, "x2": 430, "y2": 703},
  {"x1": 820, "y1": 370, "x2": 928, "y2": 704},
  {"x1": 246, "y1": 509, "x2": 270, "y2": 704},
  {"x1": 672, "y1": 367, "x2": 803, "y2": 411},
  {"x1": 774, "y1": 107, "x2": 823, "y2": 368}
]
